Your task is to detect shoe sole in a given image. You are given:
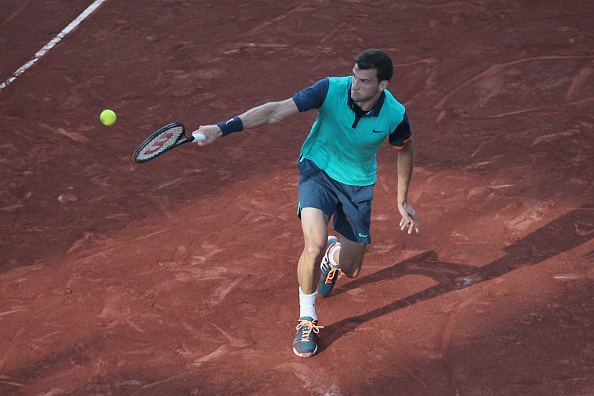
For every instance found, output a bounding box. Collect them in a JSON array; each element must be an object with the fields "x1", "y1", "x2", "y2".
[{"x1": 293, "y1": 345, "x2": 318, "y2": 358}]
